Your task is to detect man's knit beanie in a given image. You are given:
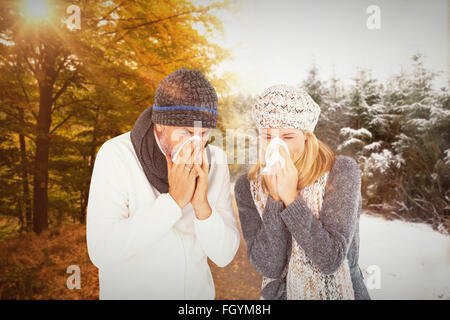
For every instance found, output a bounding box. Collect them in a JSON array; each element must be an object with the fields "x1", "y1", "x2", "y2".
[{"x1": 151, "y1": 68, "x2": 218, "y2": 128}]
